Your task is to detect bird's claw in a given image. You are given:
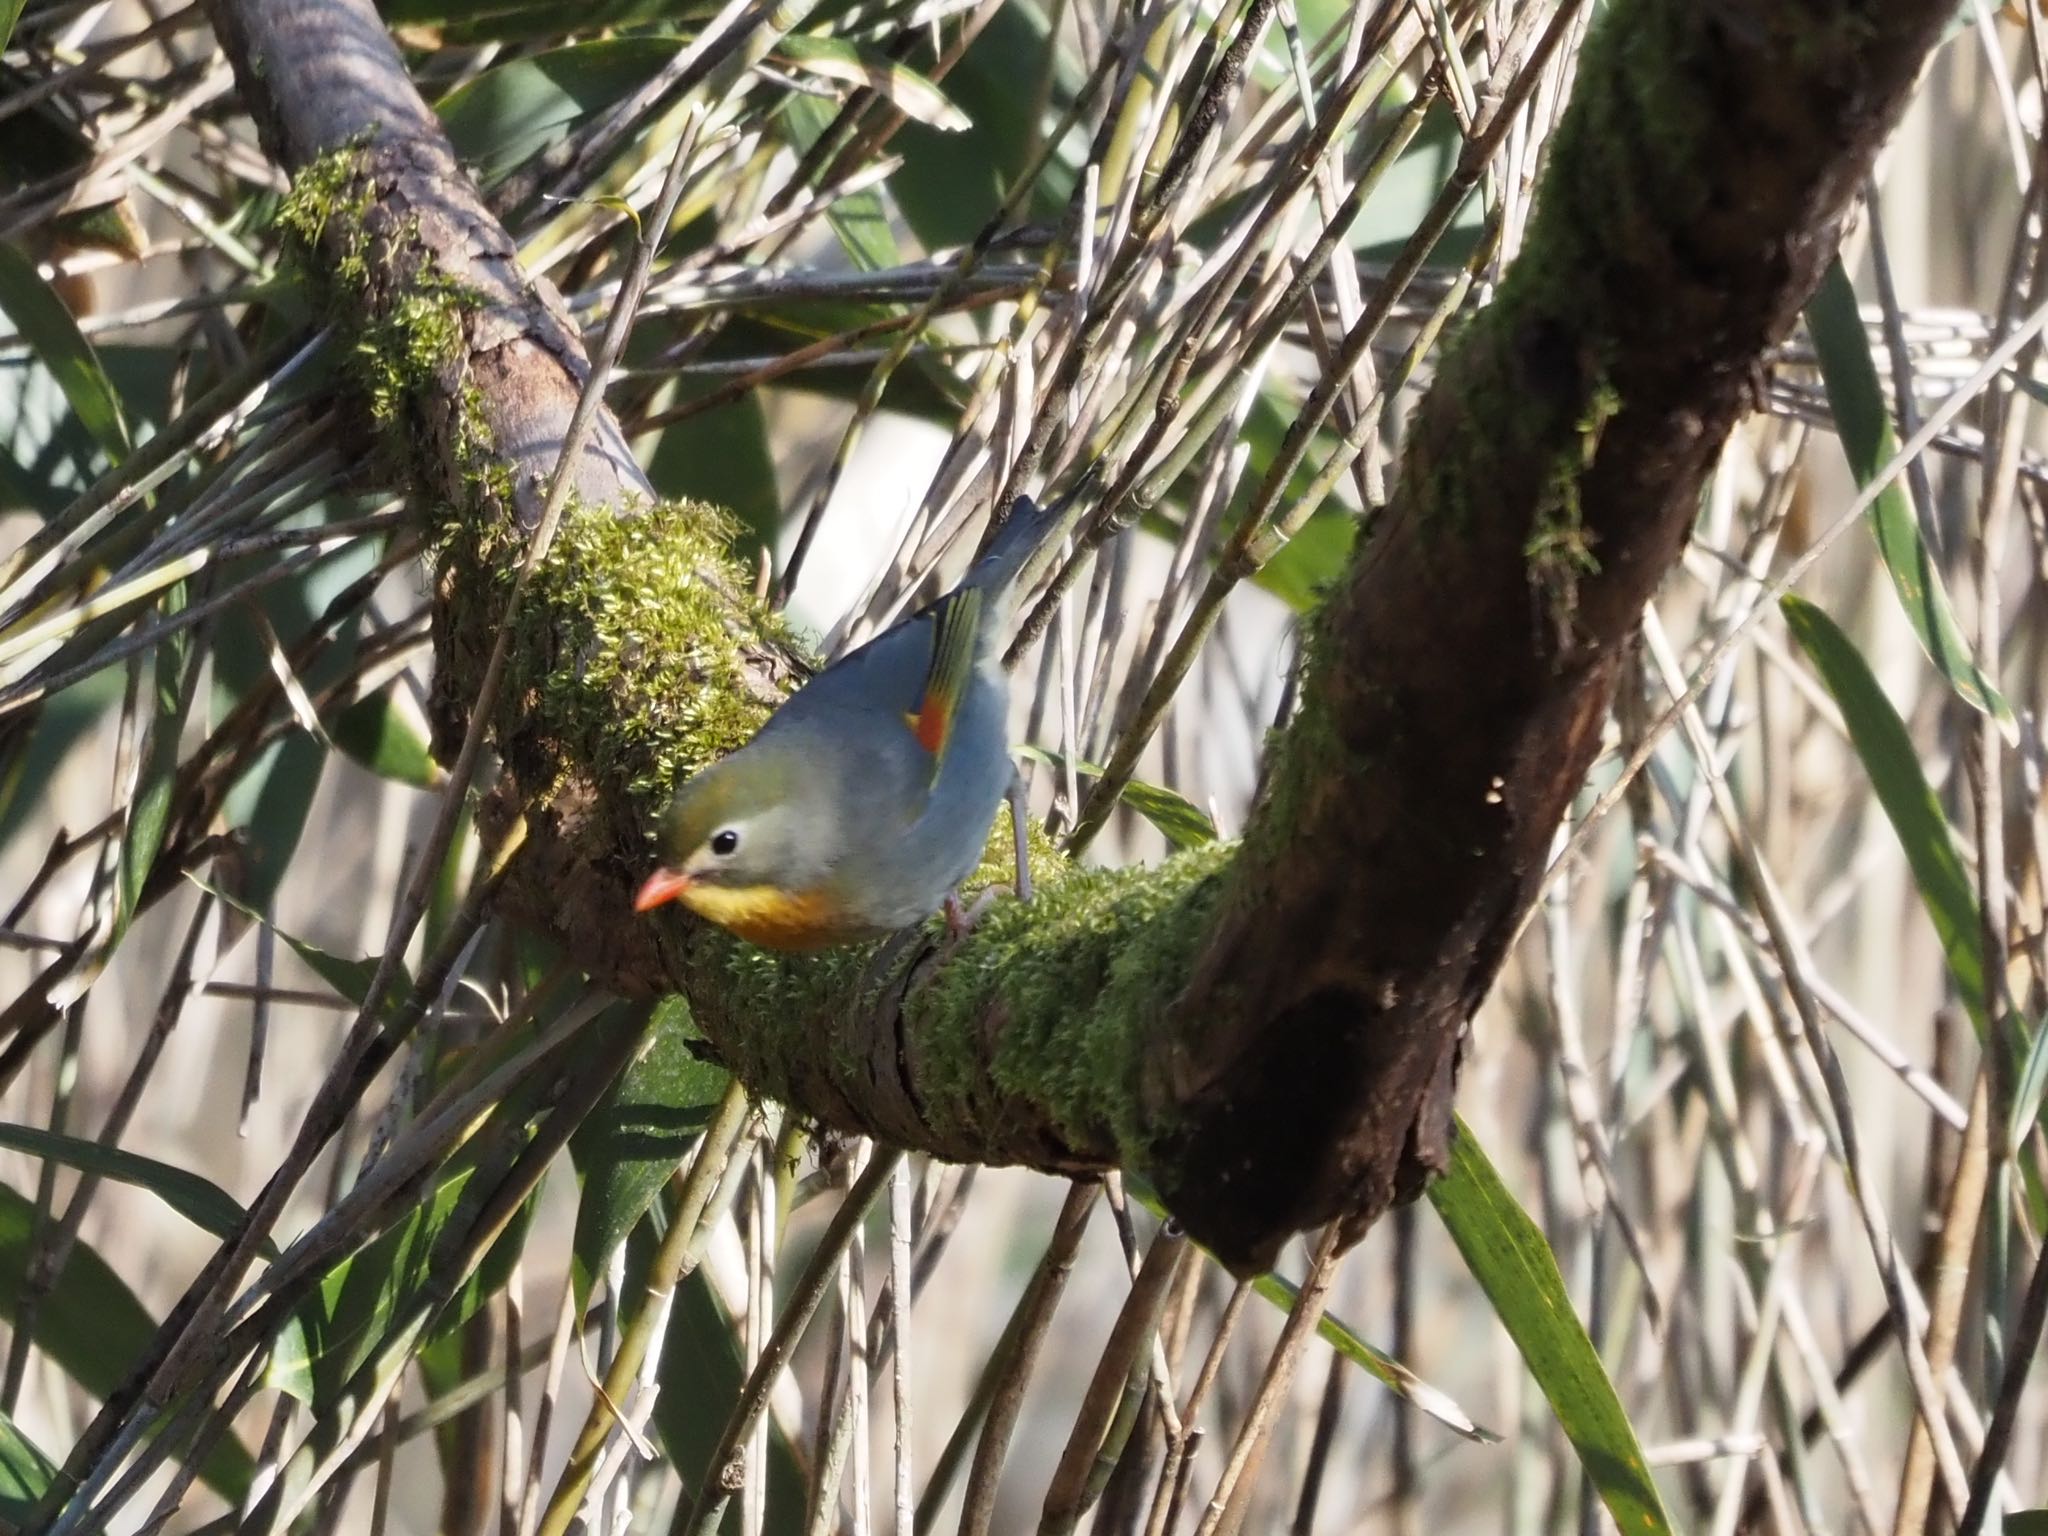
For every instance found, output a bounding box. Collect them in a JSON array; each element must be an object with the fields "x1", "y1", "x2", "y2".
[{"x1": 943, "y1": 888, "x2": 1002, "y2": 941}]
